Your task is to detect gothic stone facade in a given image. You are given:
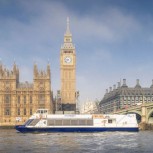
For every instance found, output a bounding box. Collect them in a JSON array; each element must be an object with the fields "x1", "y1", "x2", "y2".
[
  {"x1": 100, "y1": 79, "x2": 153, "y2": 114},
  {"x1": 0, "y1": 63, "x2": 53, "y2": 126}
]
